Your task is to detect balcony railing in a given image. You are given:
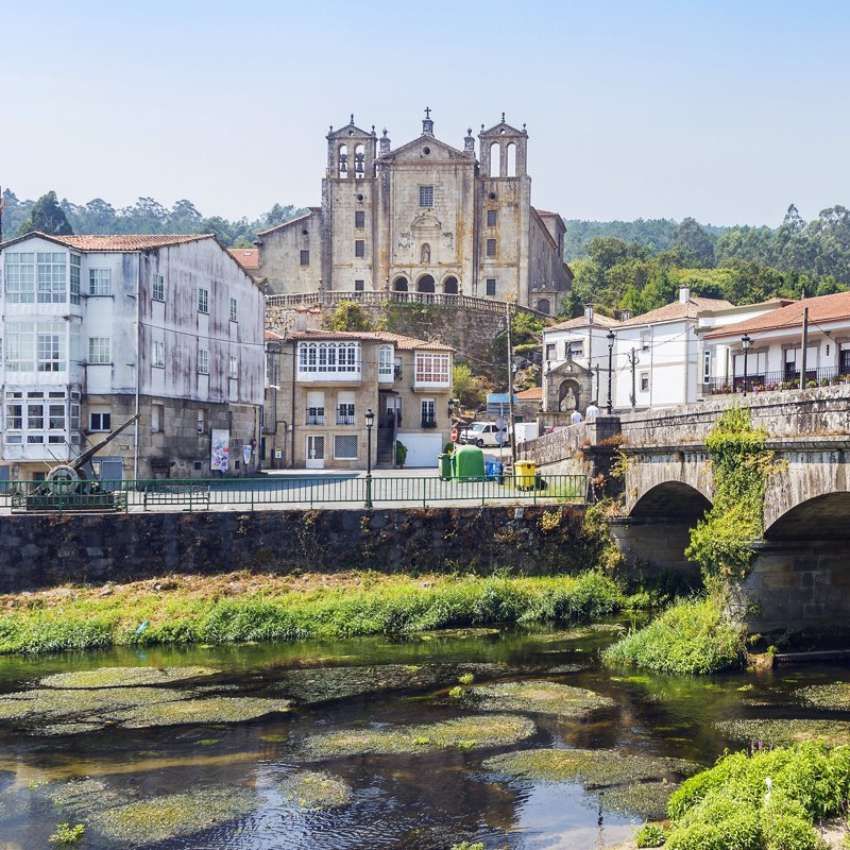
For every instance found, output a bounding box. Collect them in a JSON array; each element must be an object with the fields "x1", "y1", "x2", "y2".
[
  {"x1": 336, "y1": 414, "x2": 356, "y2": 425},
  {"x1": 306, "y1": 414, "x2": 325, "y2": 425},
  {"x1": 421, "y1": 417, "x2": 438, "y2": 429},
  {"x1": 704, "y1": 366, "x2": 850, "y2": 395}
]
